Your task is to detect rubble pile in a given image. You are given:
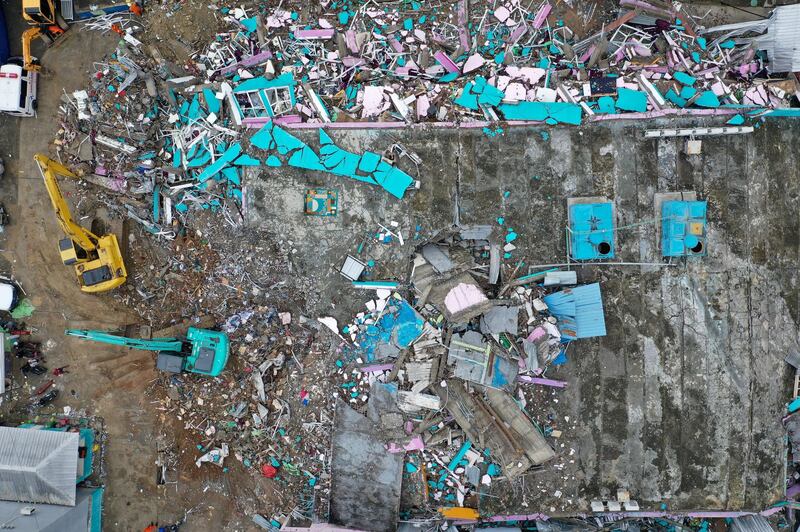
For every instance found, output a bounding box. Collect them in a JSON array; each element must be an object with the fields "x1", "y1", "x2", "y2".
[
  {"x1": 315, "y1": 226, "x2": 605, "y2": 520},
  {"x1": 49, "y1": 0, "x2": 800, "y2": 249},
  {"x1": 161, "y1": 0, "x2": 800, "y2": 126},
  {"x1": 35, "y1": 0, "x2": 800, "y2": 527},
  {"x1": 151, "y1": 307, "x2": 341, "y2": 517}
]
